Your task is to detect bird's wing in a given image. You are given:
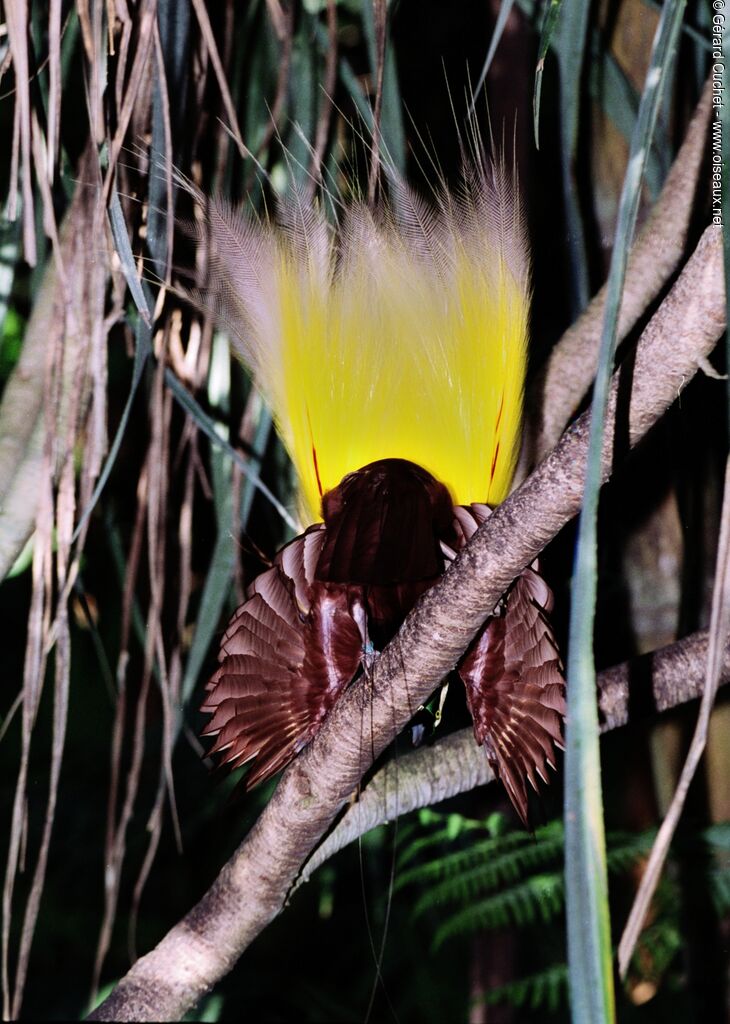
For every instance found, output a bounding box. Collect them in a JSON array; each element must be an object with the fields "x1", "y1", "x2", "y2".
[
  {"x1": 201, "y1": 526, "x2": 365, "y2": 788},
  {"x1": 448, "y1": 504, "x2": 566, "y2": 826}
]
